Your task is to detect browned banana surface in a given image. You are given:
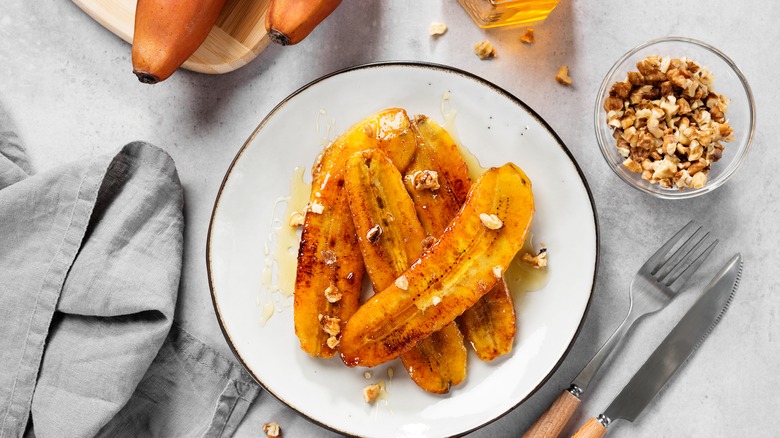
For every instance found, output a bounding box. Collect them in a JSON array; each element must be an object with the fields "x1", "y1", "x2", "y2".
[
  {"x1": 340, "y1": 163, "x2": 534, "y2": 367},
  {"x1": 406, "y1": 115, "x2": 516, "y2": 361},
  {"x1": 294, "y1": 109, "x2": 416, "y2": 358},
  {"x1": 344, "y1": 149, "x2": 467, "y2": 393}
]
